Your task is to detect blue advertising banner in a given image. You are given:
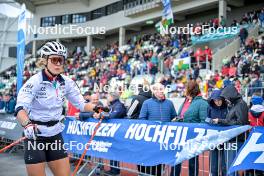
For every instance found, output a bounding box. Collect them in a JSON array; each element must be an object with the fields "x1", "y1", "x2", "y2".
[
  {"x1": 191, "y1": 24, "x2": 251, "y2": 44},
  {"x1": 62, "y1": 117, "x2": 251, "y2": 166},
  {"x1": 229, "y1": 127, "x2": 264, "y2": 173},
  {"x1": 17, "y1": 4, "x2": 26, "y2": 93}
]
